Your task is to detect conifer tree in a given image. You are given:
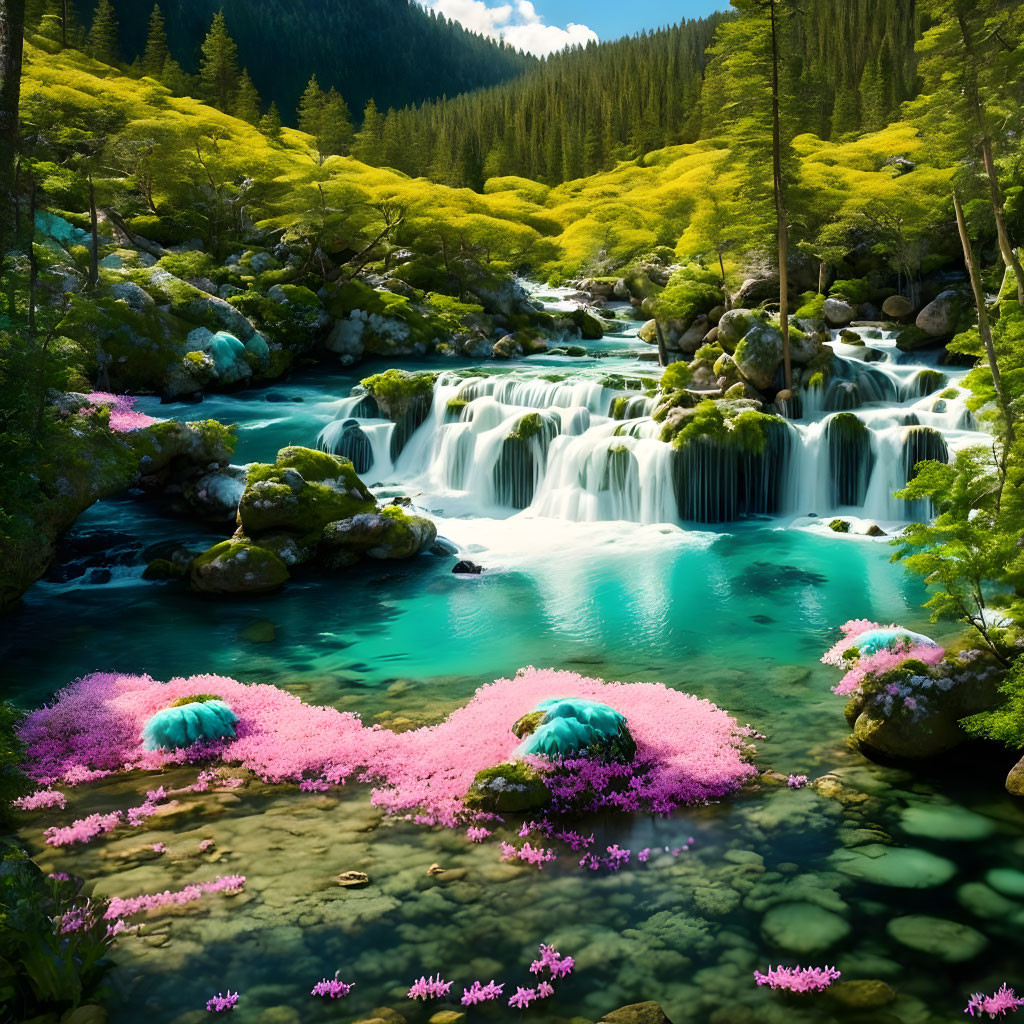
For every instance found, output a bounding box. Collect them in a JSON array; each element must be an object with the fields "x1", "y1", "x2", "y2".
[
  {"x1": 87, "y1": 0, "x2": 118, "y2": 66},
  {"x1": 142, "y1": 4, "x2": 168, "y2": 79},
  {"x1": 353, "y1": 98, "x2": 385, "y2": 165},
  {"x1": 317, "y1": 88, "x2": 353, "y2": 158},
  {"x1": 233, "y1": 68, "x2": 261, "y2": 125},
  {"x1": 199, "y1": 9, "x2": 238, "y2": 112},
  {"x1": 160, "y1": 55, "x2": 191, "y2": 97},
  {"x1": 259, "y1": 101, "x2": 283, "y2": 143},
  {"x1": 297, "y1": 75, "x2": 326, "y2": 136},
  {"x1": 24, "y1": 0, "x2": 46, "y2": 32}
]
